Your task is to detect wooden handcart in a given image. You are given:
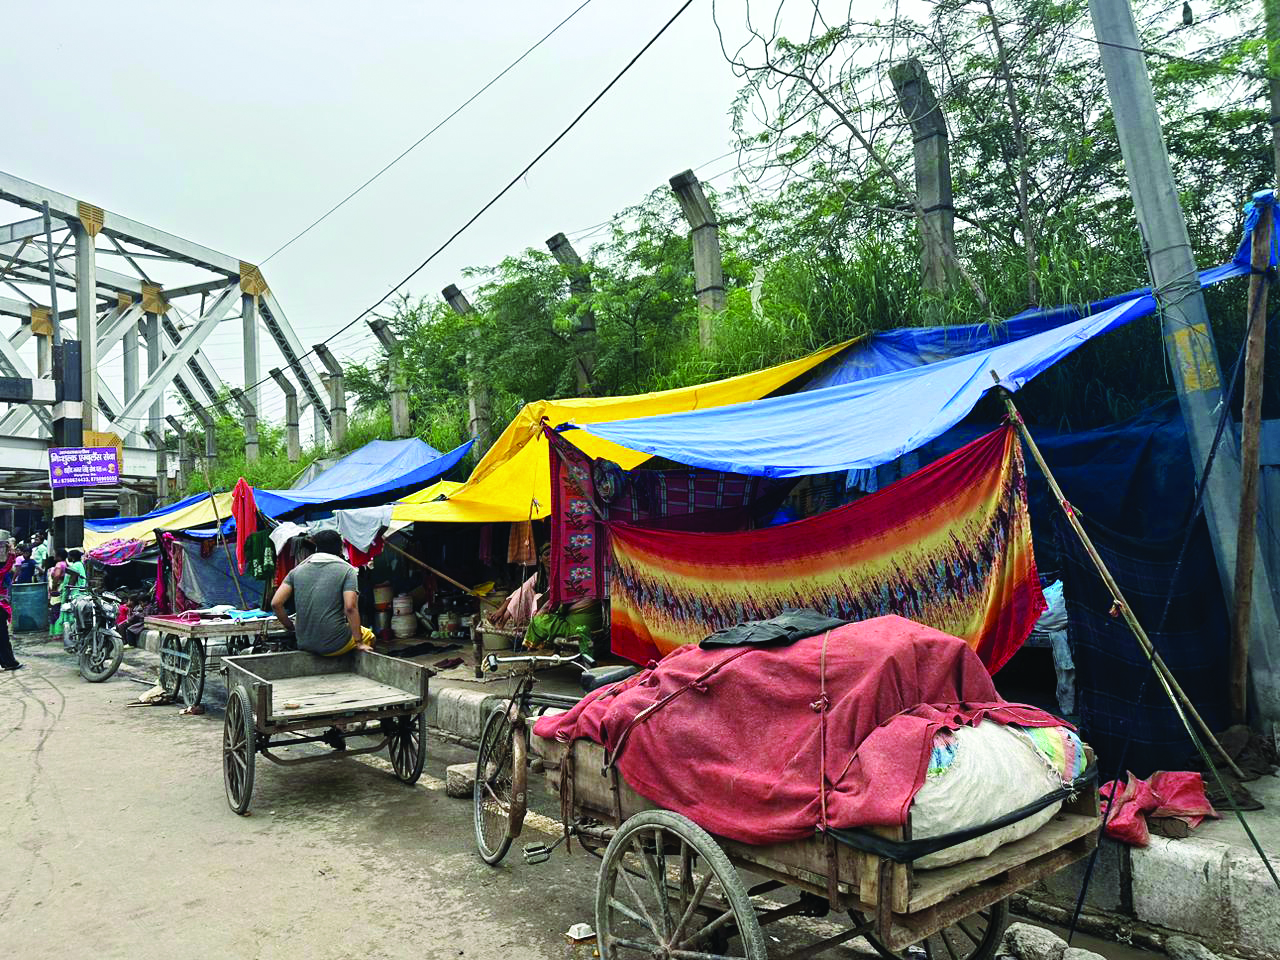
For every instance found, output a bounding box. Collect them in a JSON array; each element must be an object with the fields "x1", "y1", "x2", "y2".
[
  {"x1": 472, "y1": 652, "x2": 1101, "y2": 960},
  {"x1": 220, "y1": 650, "x2": 432, "y2": 815},
  {"x1": 146, "y1": 614, "x2": 291, "y2": 709}
]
